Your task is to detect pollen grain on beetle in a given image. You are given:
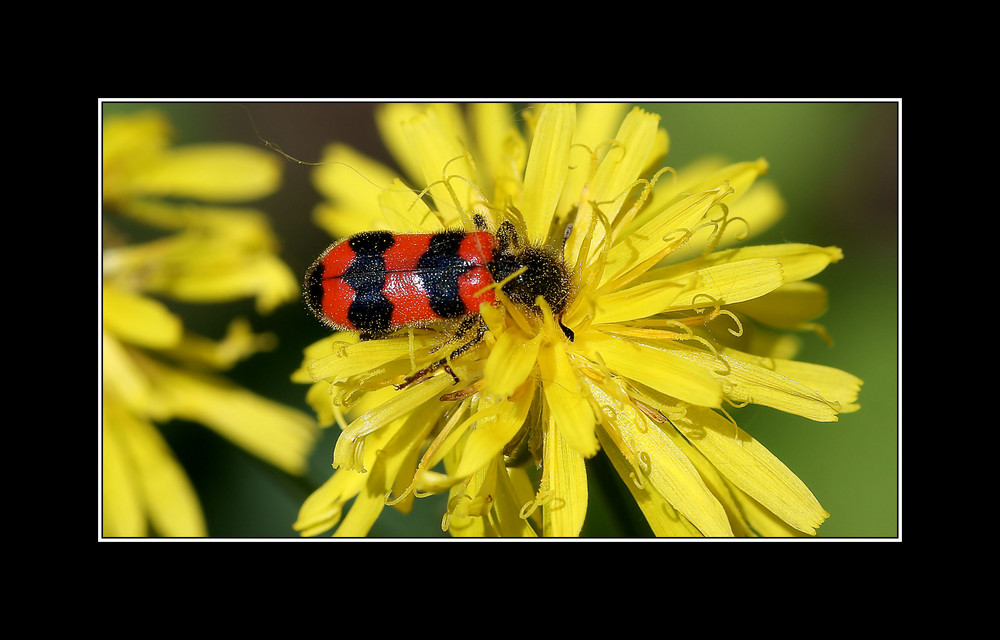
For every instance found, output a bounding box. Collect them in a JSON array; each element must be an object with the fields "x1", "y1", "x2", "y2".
[{"x1": 294, "y1": 103, "x2": 862, "y2": 538}]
